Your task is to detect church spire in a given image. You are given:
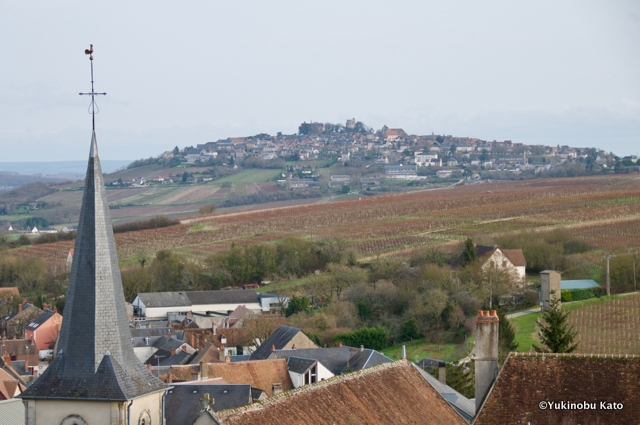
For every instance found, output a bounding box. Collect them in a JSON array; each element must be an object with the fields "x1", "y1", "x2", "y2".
[{"x1": 20, "y1": 45, "x2": 166, "y2": 402}]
